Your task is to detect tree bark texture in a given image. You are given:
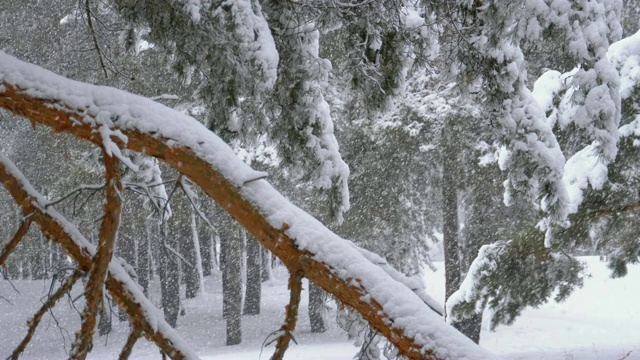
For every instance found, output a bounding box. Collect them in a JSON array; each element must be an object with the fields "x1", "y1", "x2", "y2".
[
  {"x1": 71, "y1": 149, "x2": 122, "y2": 359},
  {"x1": 0, "y1": 156, "x2": 196, "y2": 359},
  {"x1": 309, "y1": 282, "x2": 326, "y2": 333},
  {"x1": 159, "y1": 222, "x2": 180, "y2": 328},
  {"x1": 0, "y1": 67, "x2": 496, "y2": 360},
  {"x1": 243, "y1": 234, "x2": 261, "y2": 315},
  {"x1": 220, "y1": 223, "x2": 243, "y2": 345}
]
